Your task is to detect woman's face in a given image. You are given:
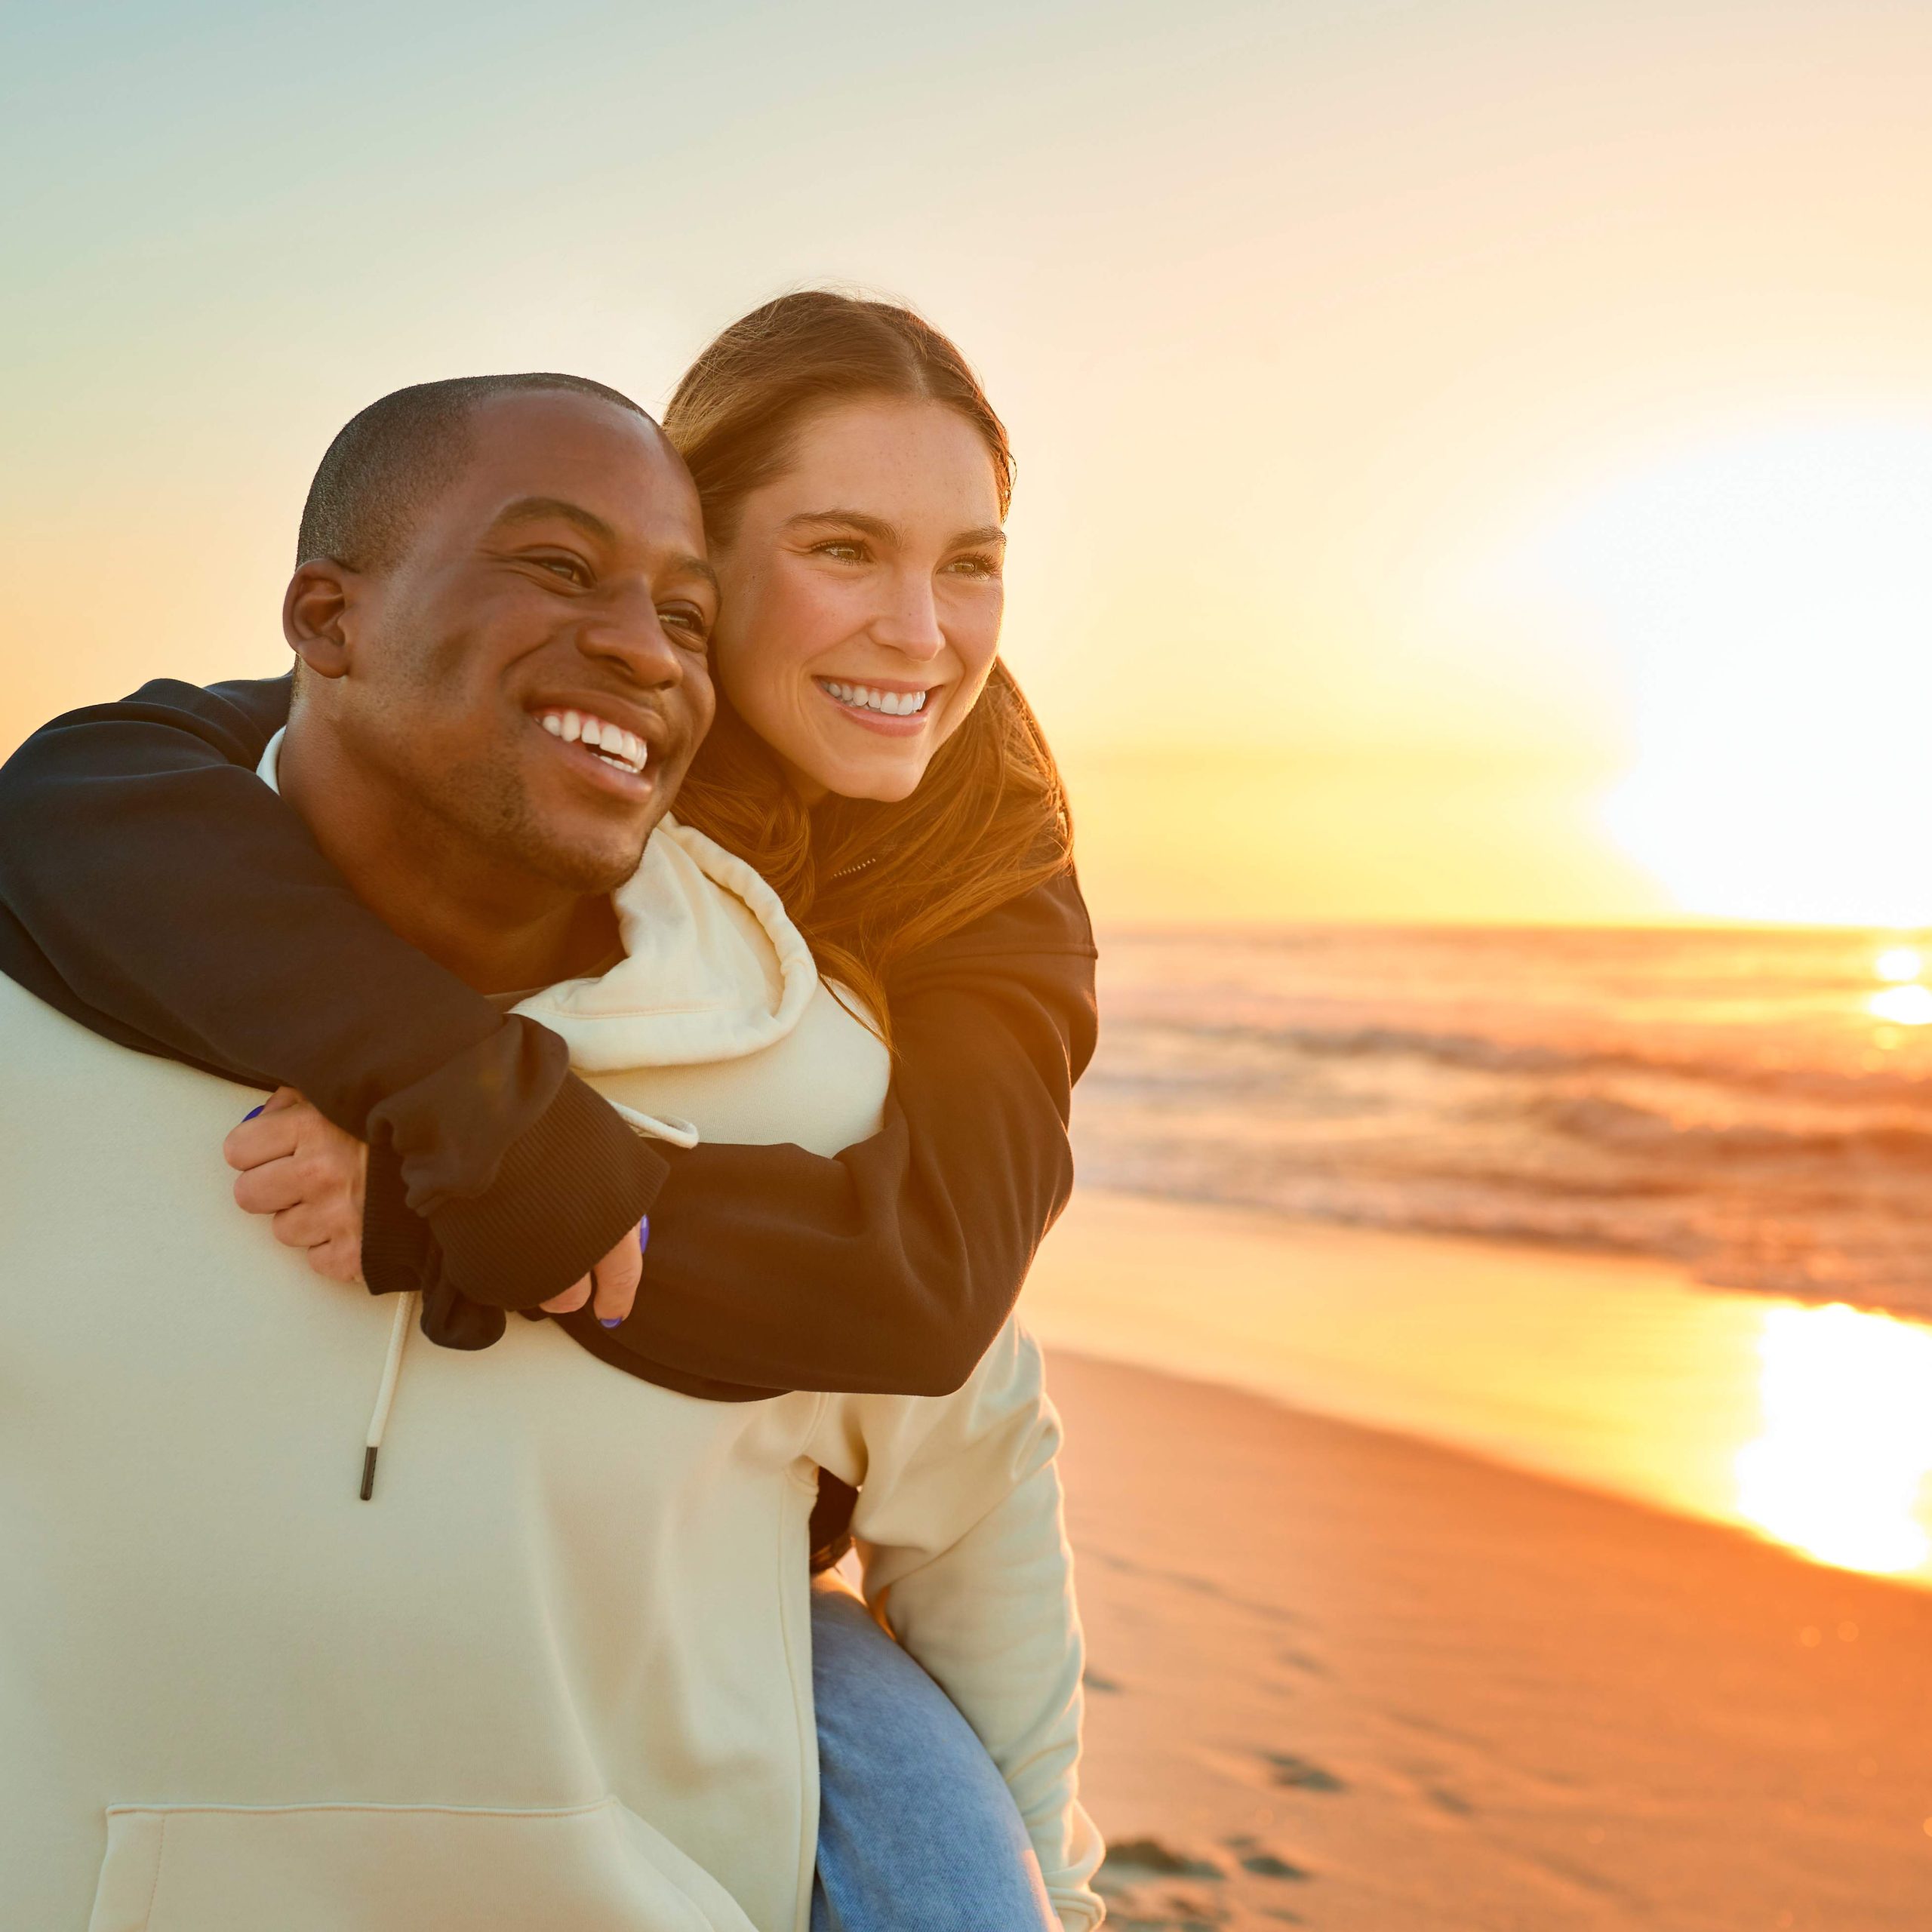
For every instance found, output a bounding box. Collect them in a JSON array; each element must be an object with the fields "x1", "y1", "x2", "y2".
[{"x1": 707, "y1": 397, "x2": 1006, "y2": 804}]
